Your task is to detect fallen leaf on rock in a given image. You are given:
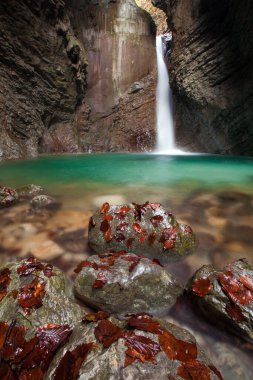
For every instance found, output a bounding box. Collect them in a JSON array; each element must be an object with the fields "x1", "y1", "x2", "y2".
[
  {"x1": 17, "y1": 279, "x2": 46, "y2": 310},
  {"x1": 159, "y1": 331, "x2": 197, "y2": 362},
  {"x1": 17, "y1": 257, "x2": 54, "y2": 278},
  {"x1": 150, "y1": 215, "x2": 164, "y2": 227},
  {"x1": 225, "y1": 302, "x2": 245, "y2": 322},
  {"x1": 177, "y1": 360, "x2": 212, "y2": 380},
  {"x1": 218, "y1": 271, "x2": 253, "y2": 305},
  {"x1": 124, "y1": 332, "x2": 161, "y2": 367},
  {"x1": 100, "y1": 202, "x2": 110, "y2": 213},
  {"x1": 94, "y1": 320, "x2": 123, "y2": 347},
  {"x1": 83, "y1": 311, "x2": 111, "y2": 323},
  {"x1": 192, "y1": 278, "x2": 212, "y2": 297},
  {"x1": 127, "y1": 313, "x2": 162, "y2": 334},
  {"x1": 53, "y1": 342, "x2": 94, "y2": 380},
  {"x1": 93, "y1": 272, "x2": 108, "y2": 288},
  {"x1": 0, "y1": 268, "x2": 11, "y2": 302}
]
